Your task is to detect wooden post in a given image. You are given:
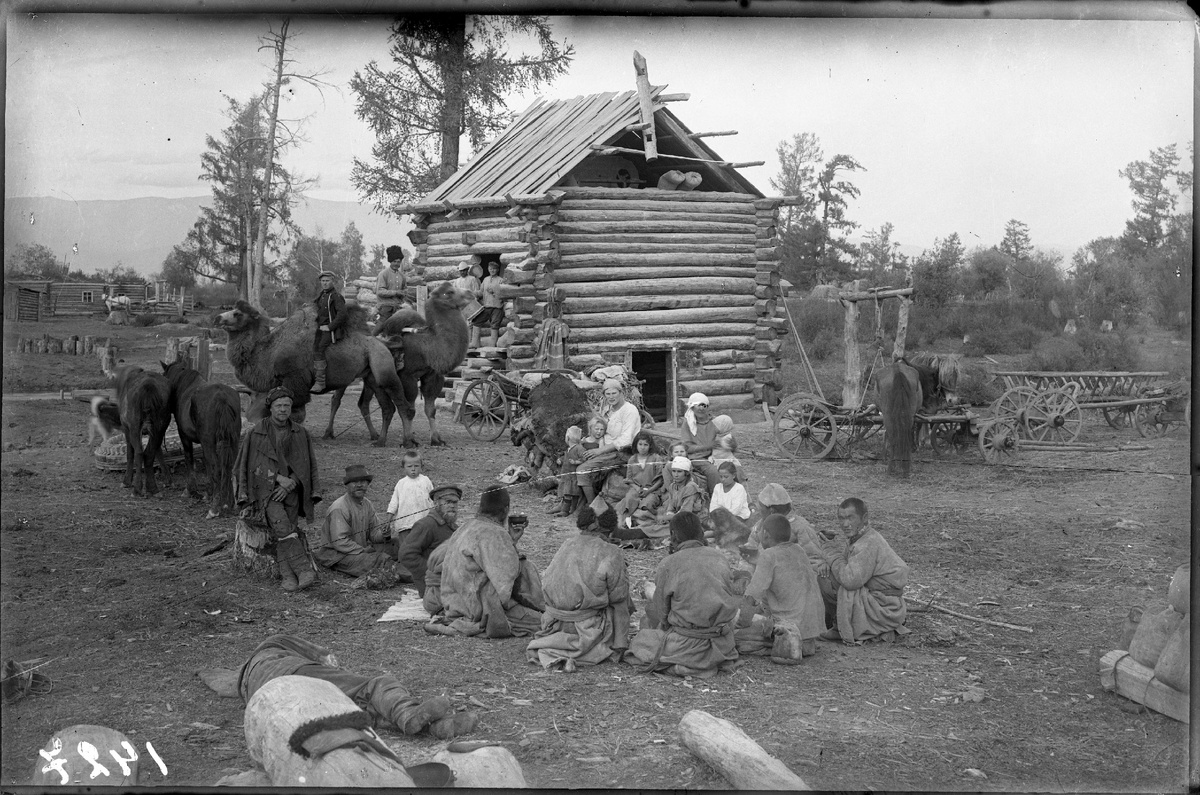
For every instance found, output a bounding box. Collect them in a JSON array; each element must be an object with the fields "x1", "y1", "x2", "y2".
[
  {"x1": 842, "y1": 298, "x2": 861, "y2": 408},
  {"x1": 416, "y1": 285, "x2": 428, "y2": 316},
  {"x1": 178, "y1": 286, "x2": 186, "y2": 317},
  {"x1": 892, "y1": 296, "x2": 911, "y2": 361},
  {"x1": 632, "y1": 51, "x2": 658, "y2": 161},
  {"x1": 166, "y1": 337, "x2": 181, "y2": 363},
  {"x1": 678, "y1": 710, "x2": 809, "y2": 790},
  {"x1": 67, "y1": 335, "x2": 78, "y2": 355},
  {"x1": 196, "y1": 338, "x2": 211, "y2": 380},
  {"x1": 243, "y1": 676, "x2": 416, "y2": 787}
]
